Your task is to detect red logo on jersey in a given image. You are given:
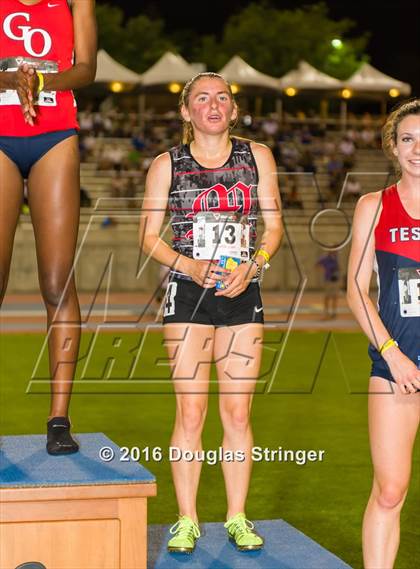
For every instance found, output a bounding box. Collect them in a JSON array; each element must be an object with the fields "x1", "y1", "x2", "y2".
[
  {"x1": 183, "y1": 181, "x2": 253, "y2": 240},
  {"x1": 186, "y1": 181, "x2": 253, "y2": 220},
  {"x1": 3, "y1": 13, "x2": 52, "y2": 57}
]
